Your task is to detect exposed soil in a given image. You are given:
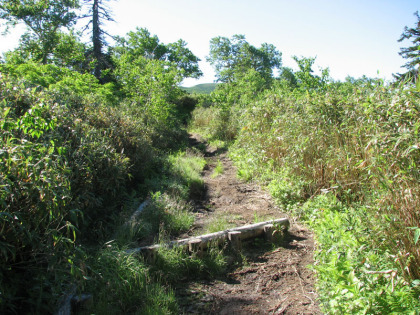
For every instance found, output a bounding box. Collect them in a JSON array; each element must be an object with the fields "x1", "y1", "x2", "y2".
[{"x1": 174, "y1": 134, "x2": 321, "y2": 314}]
